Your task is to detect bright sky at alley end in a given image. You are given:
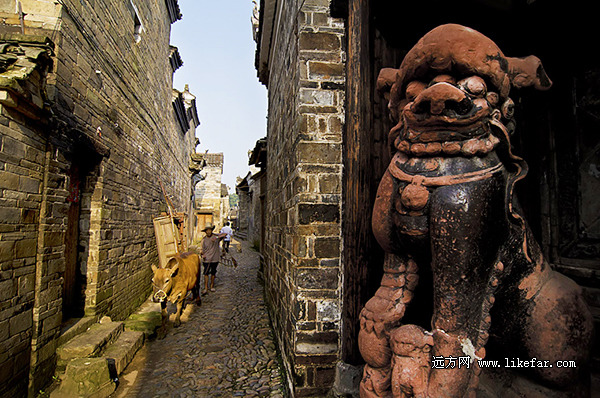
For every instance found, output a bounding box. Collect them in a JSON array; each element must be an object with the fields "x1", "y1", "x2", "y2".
[{"x1": 171, "y1": 0, "x2": 267, "y2": 192}]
